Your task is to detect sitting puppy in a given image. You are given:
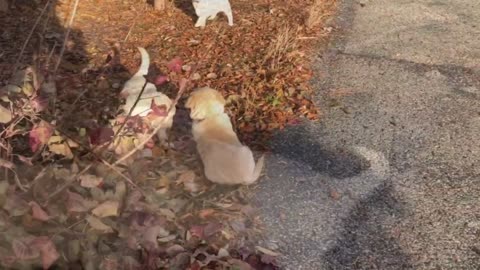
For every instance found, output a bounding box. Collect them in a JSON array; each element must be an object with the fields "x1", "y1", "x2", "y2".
[
  {"x1": 185, "y1": 87, "x2": 264, "y2": 185},
  {"x1": 120, "y1": 47, "x2": 175, "y2": 143},
  {"x1": 192, "y1": 0, "x2": 233, "y2": 28}
]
